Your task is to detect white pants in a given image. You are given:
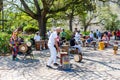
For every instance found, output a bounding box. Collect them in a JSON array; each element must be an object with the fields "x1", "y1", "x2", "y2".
[
  {"x1": 47, "y1": 45, "x2": 57, "y2": 66},
  {"x1": 73, "y1": 45, "x2": 82, "y2": 53}
]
